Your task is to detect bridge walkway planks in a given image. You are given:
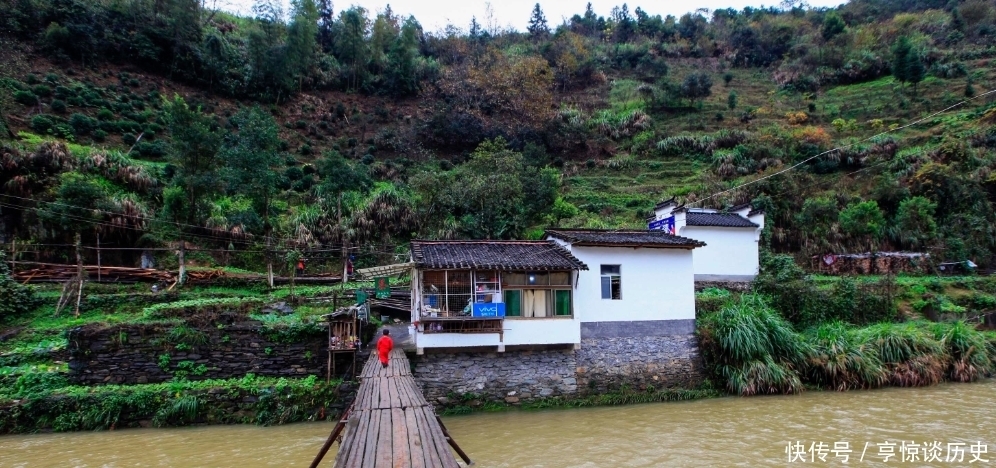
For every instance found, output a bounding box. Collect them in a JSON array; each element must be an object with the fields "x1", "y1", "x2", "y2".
[{"x1": 331, "y1": 348, "x2": 462, "y2": 468}]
